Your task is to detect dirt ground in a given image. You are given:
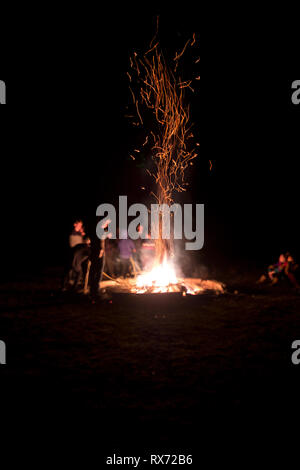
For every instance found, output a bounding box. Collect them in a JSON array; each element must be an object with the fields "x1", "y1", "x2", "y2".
[{"x1": 1, "y1": 268, "x2": 300, "y2": 465}]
